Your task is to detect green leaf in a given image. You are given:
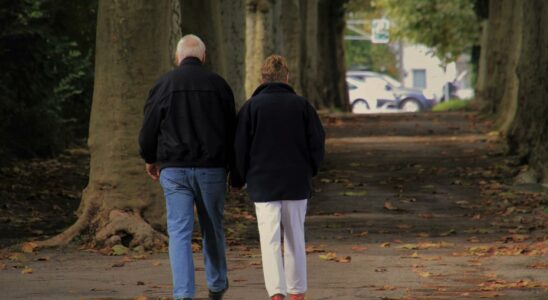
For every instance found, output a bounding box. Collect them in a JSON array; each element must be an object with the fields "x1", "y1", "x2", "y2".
[{"x1": 112, "y1": 245, "x2": 129, "y2": 256}]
